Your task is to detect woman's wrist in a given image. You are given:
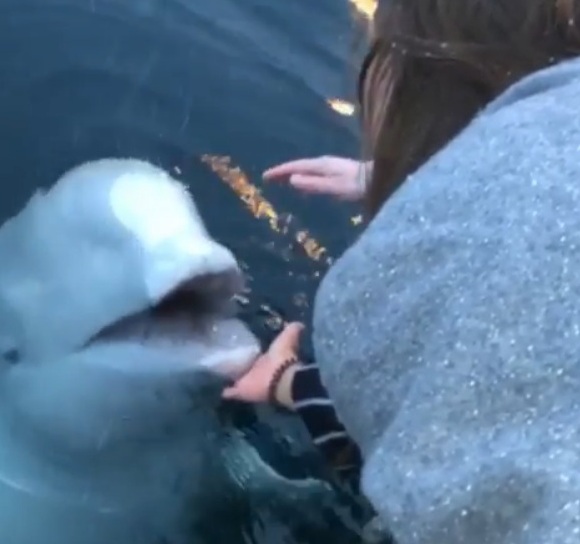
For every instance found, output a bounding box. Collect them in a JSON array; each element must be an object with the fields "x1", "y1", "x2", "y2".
[
  {"x1": 357, "y1": 160, "x2": 373, "y2": 195},
  {"x1": 363, "y1": 160, "x2": 373, "y2": 183}
]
